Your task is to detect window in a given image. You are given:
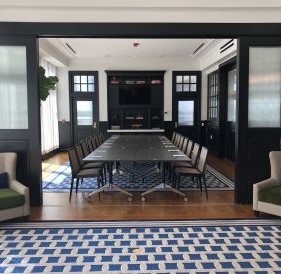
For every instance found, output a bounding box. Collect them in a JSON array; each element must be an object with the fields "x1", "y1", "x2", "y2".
[
  {"x1": 248, "y1": 47, "x2": 281, "y2": 127},
  {"x1": 176, "y1": 74, "x2": 198, "y2": 92},
  {"x1": 173, "y1": 71, "x2": 201, "y2": 128},
  {"x1": 207, "y1": 70, "x2": 219, "y2": 121},
  {"x1": 73, "y1": 74, "x2": 95, "y2": 93},
  {"x1": 0, "y1": 46, "x2": 28, "y2": 129},
  {"x1": 178, "y1": 101, "x2": 194, "y2": 126},
  {"x1": 76, "y1": 101, "x2": 93, "y2": 125}
]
